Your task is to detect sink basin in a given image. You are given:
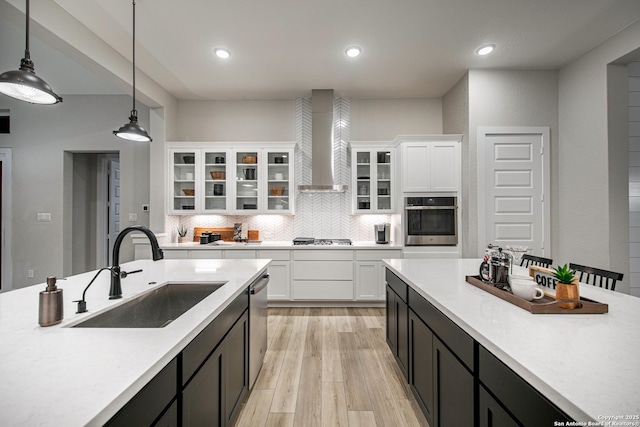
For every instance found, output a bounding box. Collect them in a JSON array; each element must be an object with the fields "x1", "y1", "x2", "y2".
[{"x1": 72, "y1": 282, "x2": 225, "y2": 328}]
